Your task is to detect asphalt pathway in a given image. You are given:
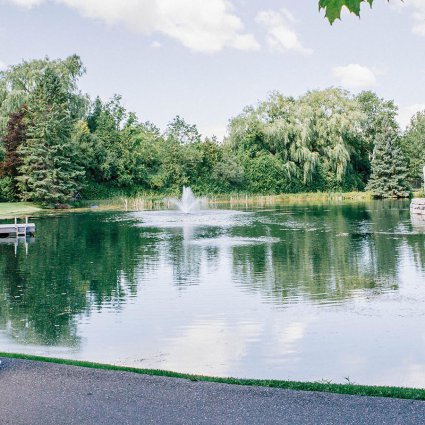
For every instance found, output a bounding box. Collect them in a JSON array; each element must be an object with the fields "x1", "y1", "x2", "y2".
[{"x1": 0, "y1": 358, "x2": 424, "y2": 425}]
